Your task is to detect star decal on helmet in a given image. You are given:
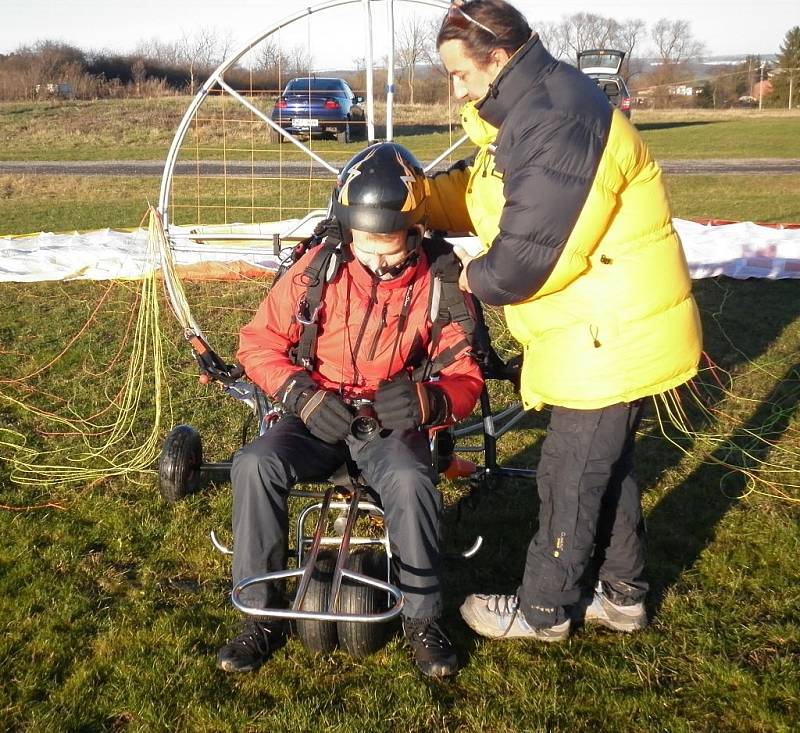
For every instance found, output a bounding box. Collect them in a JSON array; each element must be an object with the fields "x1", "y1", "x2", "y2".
[
  {"x1": 395, "y1": 151, "x2": 419, "y2": 212},
  {"x1": 338, "y1": 147, "x2": 378, "y2": 206}
]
